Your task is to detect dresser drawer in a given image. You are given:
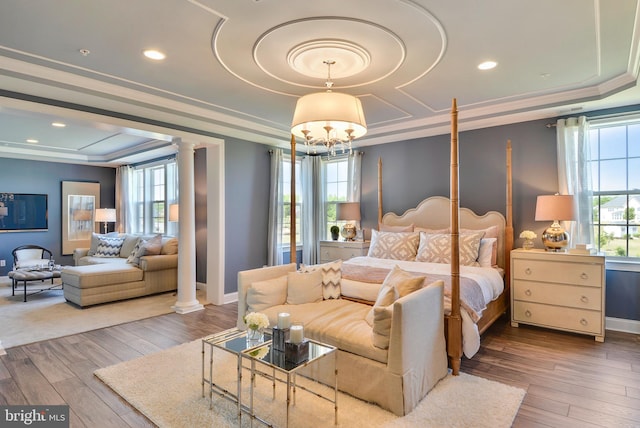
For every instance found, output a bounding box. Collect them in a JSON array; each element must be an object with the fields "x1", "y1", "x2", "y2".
[
  {"x1": 512, "y1": 259, "x2": 601, "y2": 287},
  {"x1": 320, "y1": 246, "x2": 367, "y2": 262},
  {"x1": 513, "y1": 301, "x2": 602, "y2": 335},
  {"x1": 513, "y1": 280, "x2": 601, "y2": 310}
]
